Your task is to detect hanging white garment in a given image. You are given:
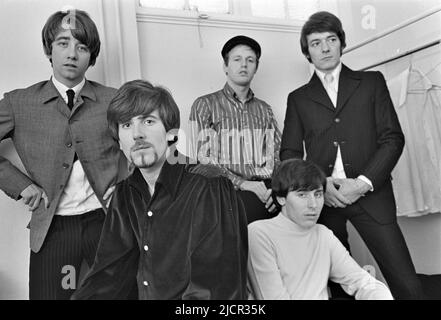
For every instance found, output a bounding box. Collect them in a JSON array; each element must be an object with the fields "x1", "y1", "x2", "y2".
[{"x1": 387, "y1": 67, "x2": 441, "y2": 217}]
